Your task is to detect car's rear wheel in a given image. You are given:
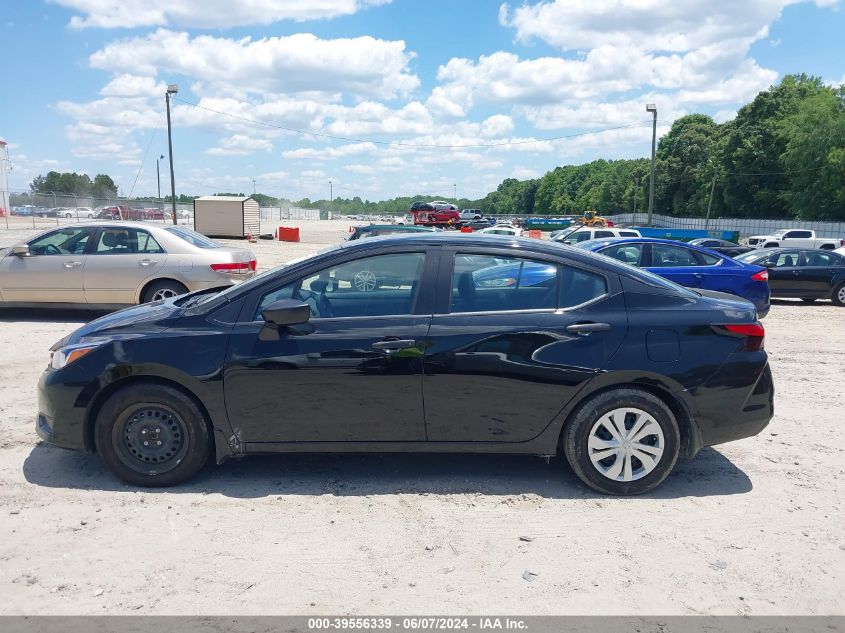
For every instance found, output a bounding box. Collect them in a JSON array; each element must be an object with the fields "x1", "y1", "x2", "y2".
[
  {"x1": 95, "y1": 384, "x2": 211, "y2": 487},
  {"x1": 832, "y1": 282, "x2": 845, "y2": 307},
  {"x1": 562, "y1": 388, "x2": 680, "y2": 495},
  {"x1": 142, "y1": 279, "x2": 188, "y2": 303}
]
